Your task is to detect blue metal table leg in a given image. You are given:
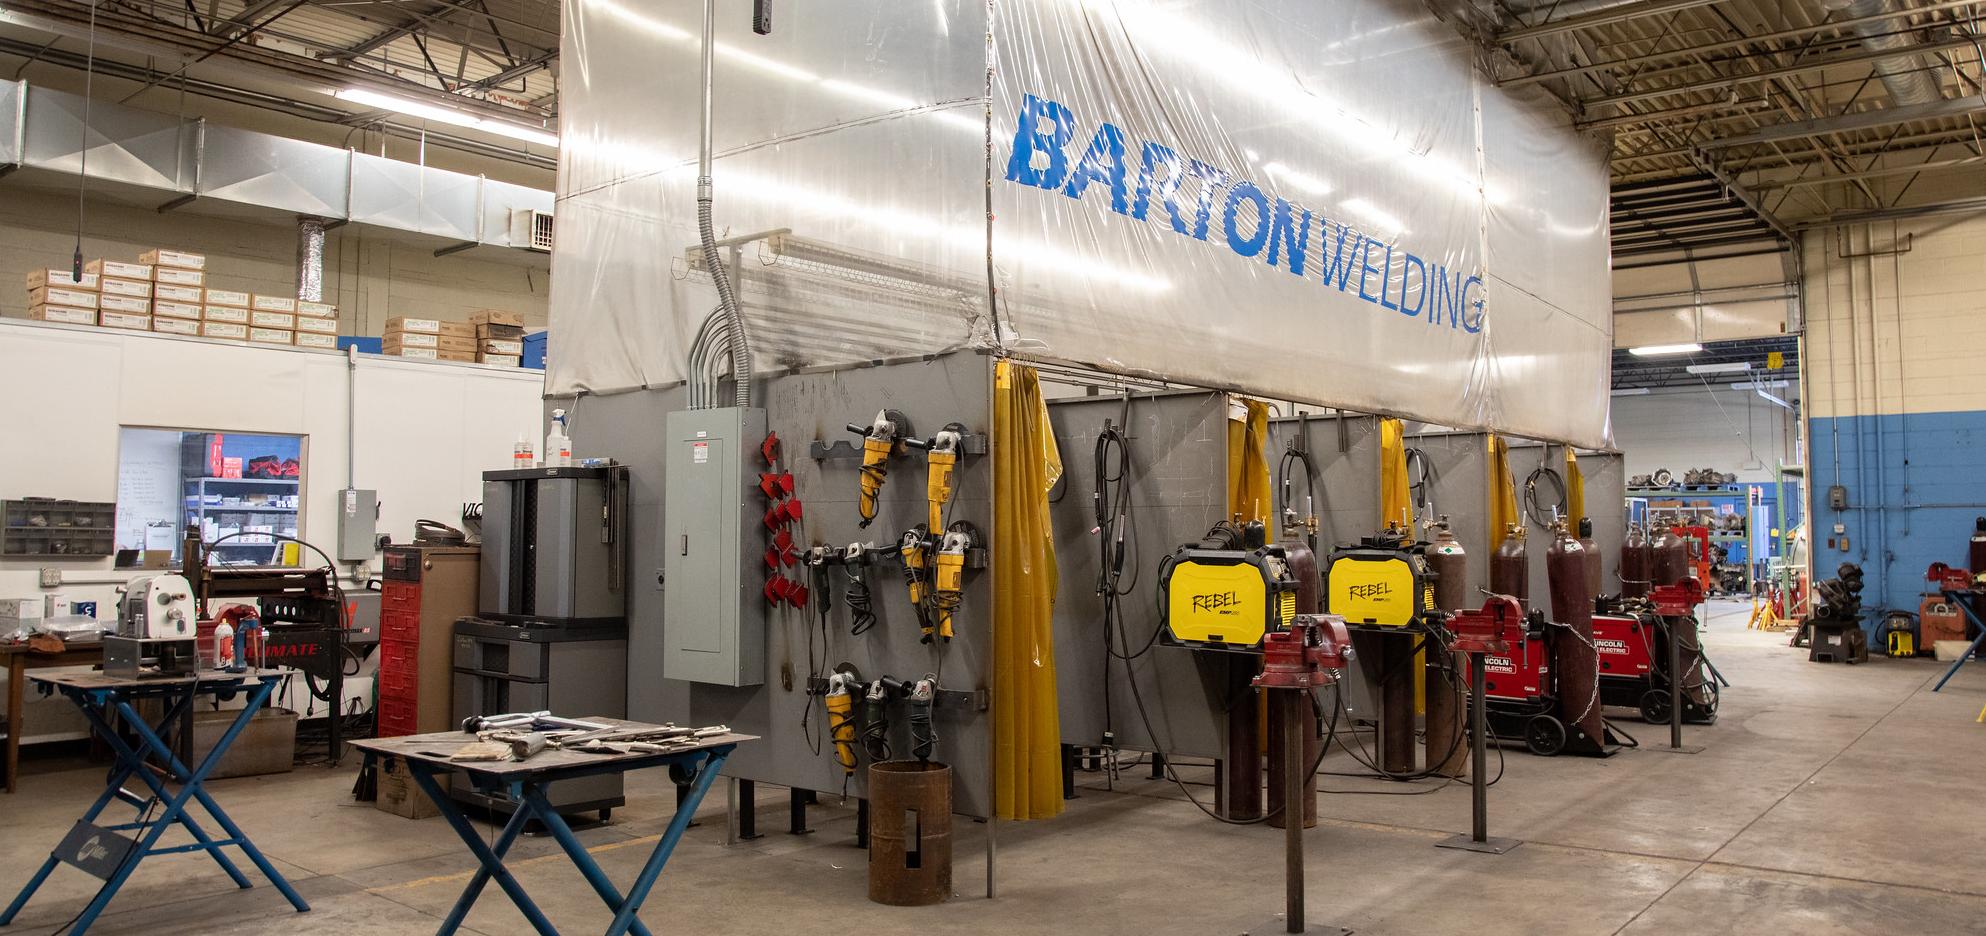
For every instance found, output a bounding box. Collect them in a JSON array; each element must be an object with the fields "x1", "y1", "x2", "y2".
[
  {"x1": 80, "y1": 697, "x2": 254, "y2": 890},
  {"x1": 404, "y1": 761, "x2": 556, "y2": 936},
  {"x1": 117, "y1": 681, "x2": 306, "y2": 910},
  {"x1": 1932, "y1": 591, "x2": 1986, "y2": 692},
  {"x1": 517, "y1": 787, "x2": 655, "y2": 936},
  {"x1": 604, "y1": 748, "x2": 733, "y2": 936},
  {"x1": 0, "y1": 693, "x2": 152, "y2": 926}
]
